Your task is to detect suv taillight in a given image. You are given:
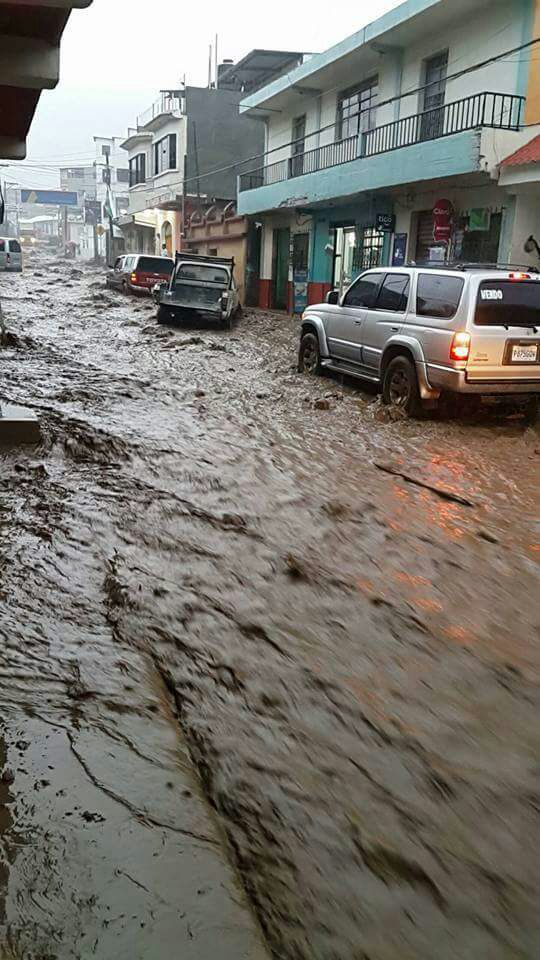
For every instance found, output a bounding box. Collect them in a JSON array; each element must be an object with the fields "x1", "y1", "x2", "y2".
[
  {"x1": 450, "y1": 331, "x2": 471, "y2": 362},
  {"x1": 131, "y1": 272, "x2": 138, "y2": 283}
]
